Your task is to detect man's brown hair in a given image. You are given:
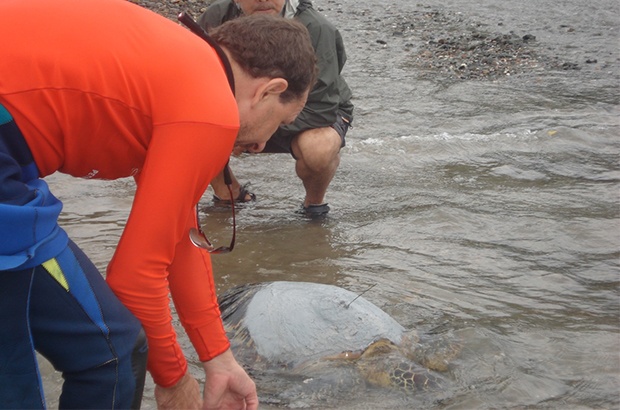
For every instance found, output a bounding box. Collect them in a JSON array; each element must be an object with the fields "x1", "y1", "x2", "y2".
[{"x1": 210, "y1": 15, "x2": 317, "y2": 103}]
